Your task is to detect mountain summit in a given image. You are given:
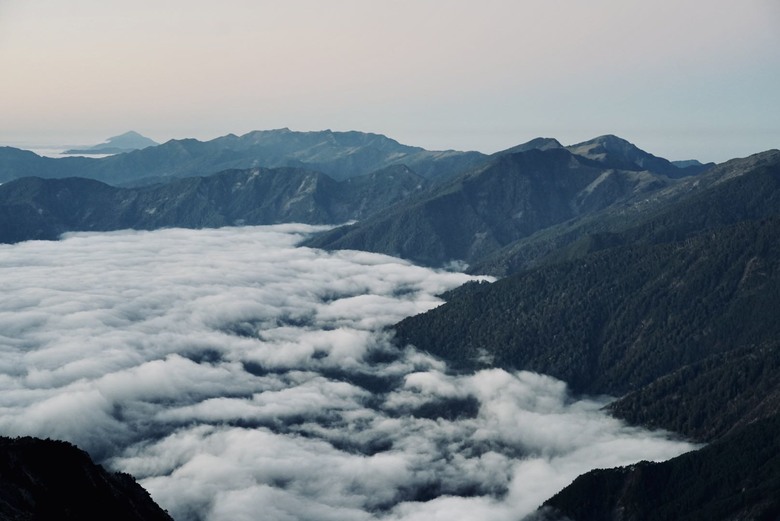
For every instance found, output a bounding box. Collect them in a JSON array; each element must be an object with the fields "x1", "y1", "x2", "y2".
[
  {"x1": 566, "y1": 134, "x2": 699, "y2": 177},
  {"x1": 64, "y1": 131, "x2": 159, "y2": 155}
]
